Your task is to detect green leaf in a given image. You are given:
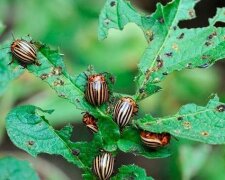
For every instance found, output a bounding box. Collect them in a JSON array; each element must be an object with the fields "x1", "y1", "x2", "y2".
[
  {"x1": 135, "y1": 83, "x2": 162, "y2": 101},
  {"x1": 99, "y1": 0, "x2": 225, "y2": 99},
  {"x1": 137, "y1": 95, "x2": 225, "y2": 144},
  {"x1": 82, "y1": 174, "x2": 97, "y2": 180},
  {"x1": 6, "y1": 105, "x2": 90, "y2": 171},
  {"x1": 97, "y1": 117, "x2": 120, "y2": 151},
  {"x1": 0, "y1": 157, "x2": 39, "y2": 180},
  {"x1": 179, "y1": 144, "x2": 212, "y2": 180},
  {"x1": 0, "y1": 42, "x2": 24, "y2": 95},
  {"x1": 112, "y1": 164, "x2": 153, "y2": 180},
  {"x1": 117, "y1": 127, "x2": 171, "y2": 159},
  {"x1": 0, "y1": 42, "x2": 108, "y2": 118},
  {"x1": 98, "y1": 0, "x2": 142, "y2": 40},
  {"x1": 27, "y1": 45, "x2": 97, "y2": 113},
  {"x1": 56, "y1": 124, "x2": 73, "y2": 140}
]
